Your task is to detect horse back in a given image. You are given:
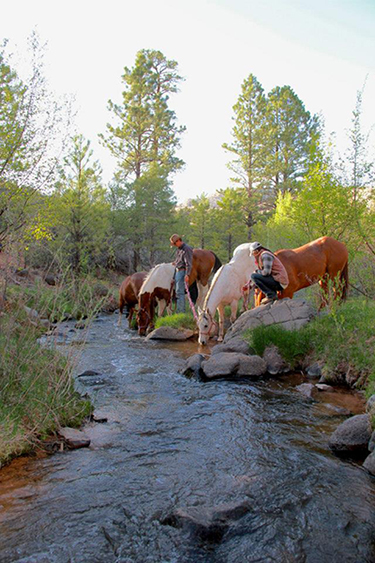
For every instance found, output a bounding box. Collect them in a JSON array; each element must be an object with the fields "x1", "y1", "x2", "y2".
[{"x1": 191, "y1": 248, "x2": 220, "y2": 284}]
